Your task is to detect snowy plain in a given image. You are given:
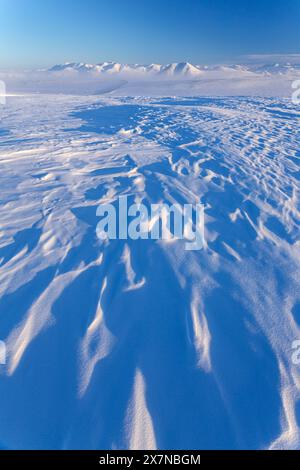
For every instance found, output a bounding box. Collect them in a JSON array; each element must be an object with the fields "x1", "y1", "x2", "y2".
[{"x1": 0, "y1": 65, "x2": 300, "y2": 449}]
